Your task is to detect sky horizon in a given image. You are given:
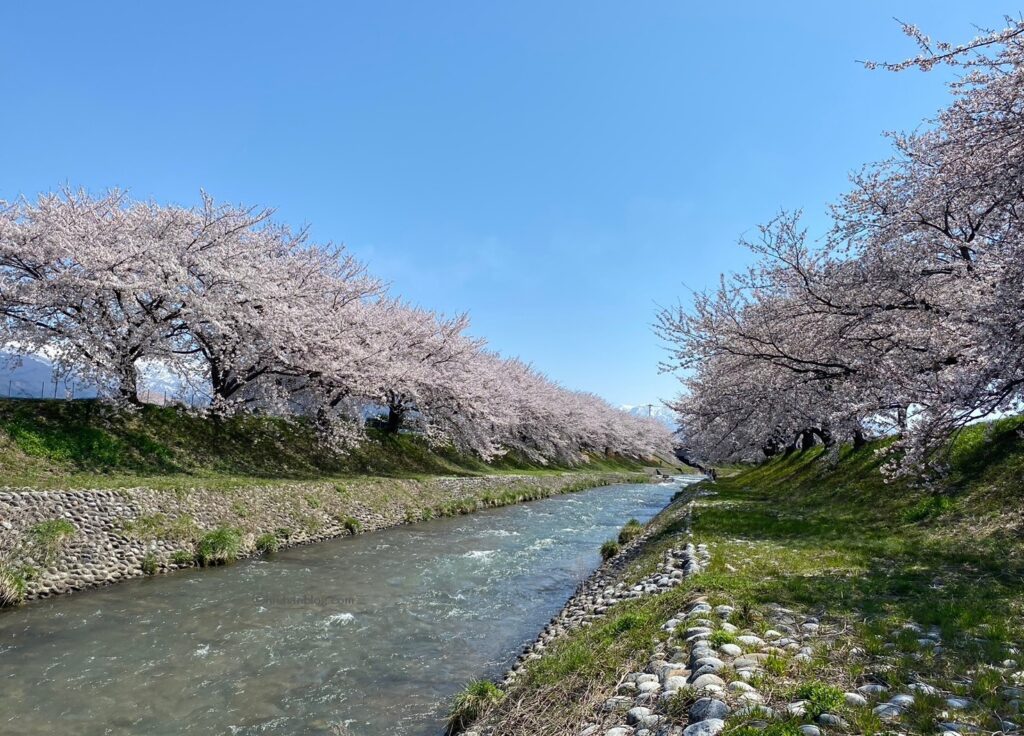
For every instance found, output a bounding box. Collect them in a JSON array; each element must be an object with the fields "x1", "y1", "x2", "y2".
[{"x1": 0, "y1": 2, "x2": 1011, "y2": 408}]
